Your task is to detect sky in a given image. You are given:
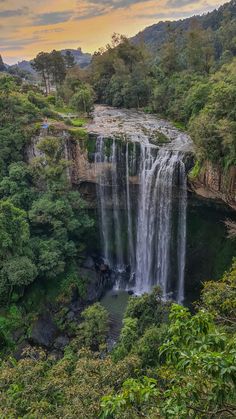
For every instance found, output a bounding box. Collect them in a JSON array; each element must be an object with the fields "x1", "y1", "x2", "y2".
[{"x1": 0, "y1": 0, "x2": 226, "y2": 64}]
